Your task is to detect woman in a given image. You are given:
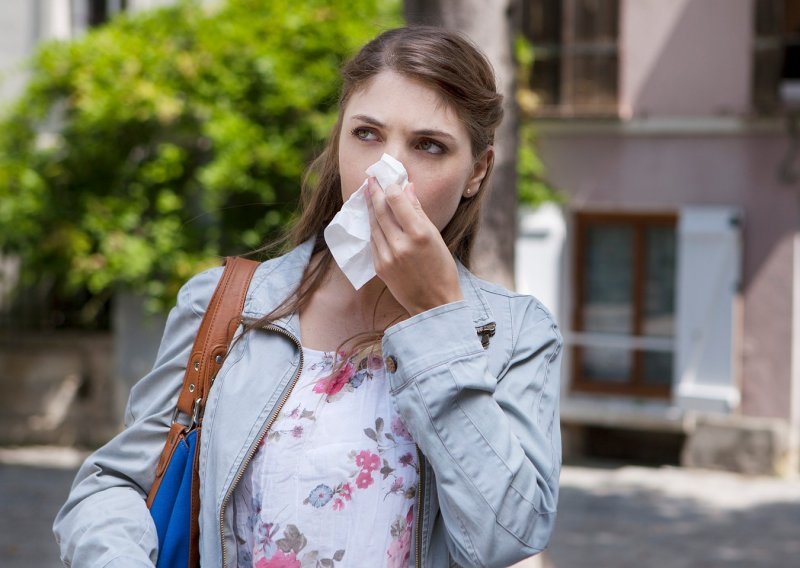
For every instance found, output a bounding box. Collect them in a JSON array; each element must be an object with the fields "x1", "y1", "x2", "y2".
[{"x1": 54, "y1": 26, "x2": 563, "y2": 568}]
